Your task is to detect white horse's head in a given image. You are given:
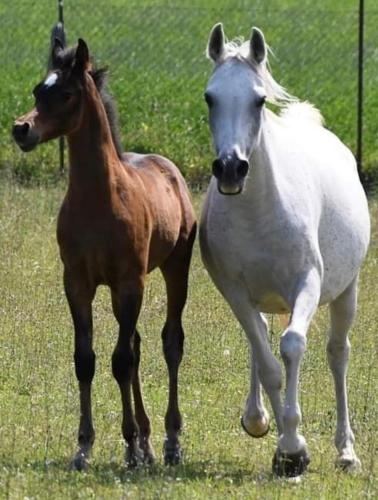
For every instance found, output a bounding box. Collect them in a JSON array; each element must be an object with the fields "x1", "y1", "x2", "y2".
[{"x1": 205, "y1": 24, "x2": 289, "y2": 195}]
